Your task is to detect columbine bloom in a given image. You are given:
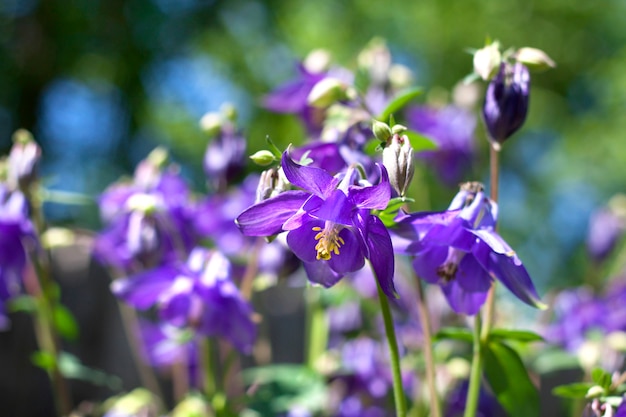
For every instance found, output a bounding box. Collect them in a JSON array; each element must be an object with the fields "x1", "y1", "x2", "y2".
[
  {"x1": 112, "y1": 248, "x2": 257, "y2": 353},
  {"x1": 395, "y1": 182, "x2": 544, "y2": 315},
  {"x1": 483, "y1": 62, "x2": 530, "y2": 145},
  {"x1": 236, "y1": 151, "x2": 396, "y2": 297},
  {"x1": 0, "y1": 185, "x2": 35, "y2": 330}
]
